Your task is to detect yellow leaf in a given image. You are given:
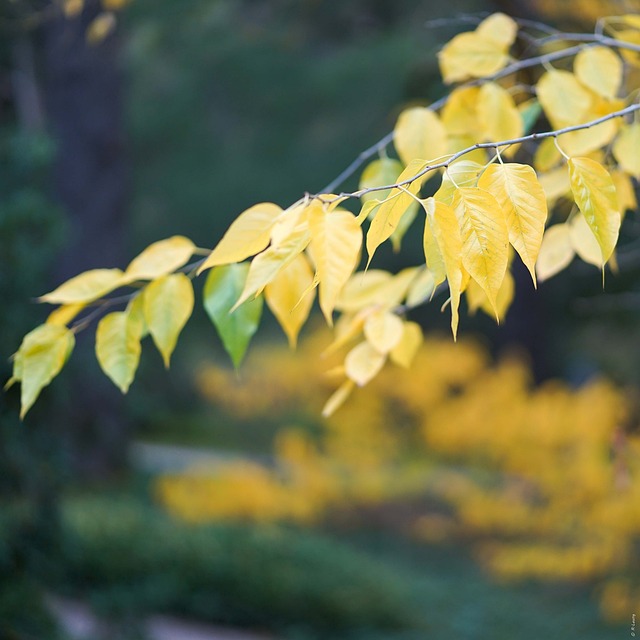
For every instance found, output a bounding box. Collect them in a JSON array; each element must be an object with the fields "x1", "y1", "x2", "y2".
[
  {"x1": 477, "y1": 82, "x2": 523, "y2": 143},
  {"x1": 434, "y1": 161, "x2": 483, "y2": 206},
  {"x1": 536, "y1": 224, "x2": 575, "y2": 282},
  {"x1": 613, "y1": 123, "x2": 640, "y2": 178},
  {"x1": 46, "y1": 303, "x2": 84, "y2": 327},
  {"x1": 125, "y1": 236, "x2": 195, "y2": 281},
  {"x1": 359, "y1": 158, "x2": 404, "y2": 203},
  {"x1": 569, "y1": 213, "x2": 603, "y2": 268},
  {"x1": 17, "y1": 324, "x2": 75, "y2": 419},
  {"x1": 390, "y1": 321, "x2": 423, "y2": 368},
  {"x1": 534, "y1": 138, "x2": 562, "y2": 173},
  {"x1": 309, "y1": 208, "x2": 362, "y2": 324},
  {"x1": 568, "y1": 157, "x2": 620, "y2": 263},
  {"x1": 539, "y1": 167, "x2": 571, "y2": 206},
  {"x1": 478, "y1": 163, "x2": 547, "y2": 286},
  {"x1": 322, "y1": 309, "x2": 371, "y2": 357},
  {"x1": 143, "y1": 273, "x2": 194, "y2": 368},
  {"x1": 265, "y1": 253, "x2": 315, "y2": 348},
  {"x1": 234, "y1": 221, "x2": 311, "y2": 310},
  {"x1": 86, "y1": 12, "x2": 116, "y2": 44},
  {"x1": 39, "y1": 269, "x2": 124, "y2": 304},
  {"x1": 611, "y1": 170, "x2": 638, "y2": 215},
  {"x1": 364, "y1": 311, "x2": 404, "y2": 354},
  {"x1": 406, "y1": 268, "x2": 436, "y2": 308},
  {"x1": 422, "y1": 210, "x2": 447, "y2": 287},
  {"x1": 127, "y1": 293, "x2": 149, "y2": 339},
  {"x1": 421, "y1": 197, "x2": 464, "y2": 338},
  {"x1": 344, "y1": 341, "x2": 386, "y2": 387},
  {"x1": 390, "y1": 203, "x2": 418, "y2": 252},
  {"x1": 335, "y1": 270, "x2": 393, "y2": 313},
  {"x1": 438, "y1": 32, "x2": 510, "y2": 84},
  {"x1": 465, "y1": 270, "x2": 514, "y2": 319},
  {"x1": 475, "y1": 12, "x2": 518, "y2": 48},
  {"x1": 536, "y1": 70, "x2": 592, "y2": 128},
  {"x1": 453, "y1": 187, "x2": 509, "y2": 318},
  {"x1": 366, "y1": 158, "x2": 426, "y2": 263},
  {"x1": 198, "y1": 202, "x2": 282, "y2": 273},
  {"x1": 574, "y1": 46, "x2": 622, "y2": 99},
  {"x1": 95, "y1": 310, "x2": 142, "y2": 393},
  {"x1": 441, "y1": 87, "x2": 480, "y2": 136},
  {"x1": 322, "y1": 380, "x2": 355, "y2": 417},
  {"x1": 616, "y1": 30, "x2": 640, "y2": 67},
  {"x1": 394, "y1": 107, "x2": 448, "y2": 165},
  {"x1": 446, "y1": 134, "x2": 487, "y2": 165}
]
